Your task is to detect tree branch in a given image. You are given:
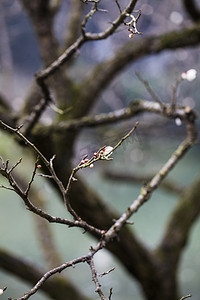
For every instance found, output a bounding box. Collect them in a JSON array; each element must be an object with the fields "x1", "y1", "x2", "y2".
[
  {"x1": 182, "y1": 0, "x2": 200, "y2": 22},
  {"x1": 64, "y1": 0, "x2": 84, "y2": 48},
  {"x1": 32, "y1": 99, "x2": 196, "y2": 135},
  {"x1": 0, "y1": 248, "x2": 90, "y2": 300},
  {"x1": 77, "y1": 24, "x2": 200, "y2": 114}
]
